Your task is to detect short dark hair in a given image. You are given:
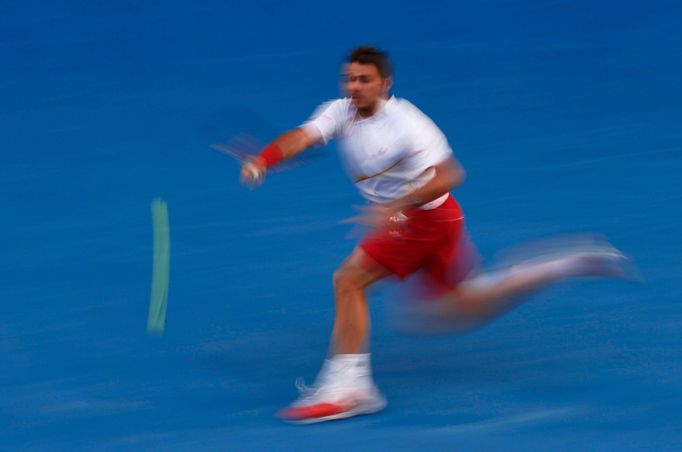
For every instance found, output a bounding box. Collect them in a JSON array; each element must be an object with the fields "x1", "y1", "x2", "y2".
[{"x1": 348, "y1": 46, "x2": 392, "y2": 79}]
